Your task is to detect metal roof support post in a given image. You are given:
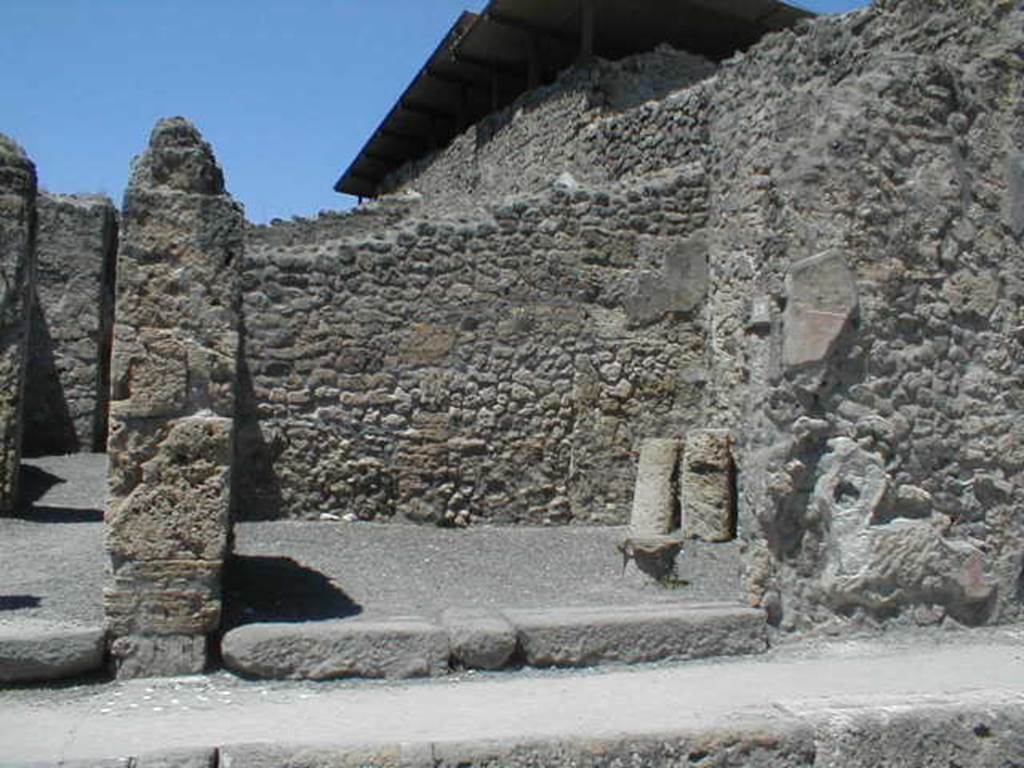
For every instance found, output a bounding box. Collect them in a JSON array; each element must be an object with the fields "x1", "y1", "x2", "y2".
[{"x1": 580, "y1": 0, "x2": 596, "y2": 62}]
